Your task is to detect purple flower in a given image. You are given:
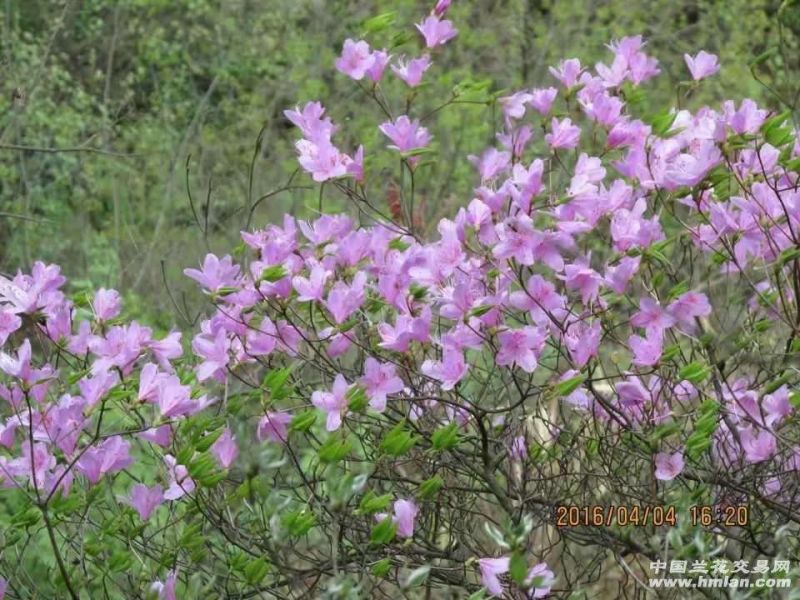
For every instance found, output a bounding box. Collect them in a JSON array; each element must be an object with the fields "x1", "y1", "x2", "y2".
[
  {"x1": 740, "y1": 427, "x2": 776, "y2": 463},
  {"x1": 92, "y1": 288, "x2": 121, "y2": 321},
  {"x1": 545, "y1": 118, "x2": 581, "y2": 149},
  {"x1": 211, "y1": 427, "x2": 239, "y2": 469},
  {"x1": 630, "y1": 297, "x2": 676, "y2": 334},
  {"x1": 433, "y1": 0, "x2": 451, "y2": 16},
  {"x1": 76, "y1": 436, "x2": 132, "y2": 484},
  {"x1": 629, "y1": 329, "x2": 663, "y2": 367},
  {"x1": 312, "y1": 374, "x2": 350, "y2": 431},
  {"x1": 526, "y1": 562, "x2": 556, "y2": 598},
  {"x1": 654, "y1": 451, "x2": 684, "y2": 481},
  {"x1": 604, "y1": 256, "x2": 640, "y2": 294},
  {"x1": 335, "y1": 39, "x2": 375, "y2": 80},
  {"x1": 366, "y1": 50, "x2": 392, "y2": 82},
  {"x1": 391, "y1": 55, "x2": 432, "y2": 87},
  {"x1": 684, "y1": 51, "x2": 719, "y2": 81},
  {"x1": 0, "y1": 576, "x2": 6, "y2": 599},
  {"x1": 416, "y1": 15, "x2": 457, "y2": 48},
  {"x1": 257, "y1": 411, "x2": 292, "y2": 444},
  {"x1": 126, "y1": 483, "x2": 164, "y2": 520},
  {"x1": 325, "y1": 272, "x2": 366, "y2": 324},
  {"x1": 0, "y1": 310, "x2": 21, "y2": 346},
  {"x1": 192, "y1": 328, "x2": 230, "y2": 382},
  {"x1": 379, "y1": 115, "x2": 431, "y2": 154},
  {"x1": 292, "y1": 264, "x2": 329, "y2": 302},
  {"x1": 549, "y1": 58, "x2": 582, "y2": 87},
  {"x1": 184, "y1": 254, "x2": 240, "y2": 293},
  {"x1": 295, "y1": 138, "x2": 351, "y2": 182},
  {"x1": 393, "y1": 498, "x2": 418, "y2": 538},
  {"x1": 479, "y1": 556, "x2": 510, "y2": 597},
  {"x1": 360, "y1": 358, "x2": 404, "y2": 412},
  {"x1": 421, "y1": 345, "x2": 467, "y2": 390},
  {"x1": 163, "y1": 455, "x2": 195, "y2": 500},
  {"x1": 284, "y1": 101, "x2": 336, "y2": 142},
  {"x1": 529, "y1": 87, "x2": 558, "y2": 115},
  {"x1": 496, "y1": 326, "x2": 546, "y2": 373},
  {"x1": 468, "y1": 148, "x2": 511, "y2": 182},
  {"x1": 150, "y1": 570, "x2": 177, "y2": 600}
]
